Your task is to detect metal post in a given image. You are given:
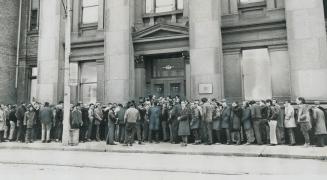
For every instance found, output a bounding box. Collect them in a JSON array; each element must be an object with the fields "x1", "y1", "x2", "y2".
[{"x1": 62, "y1": 0, "x2": 71, "y2": 146}]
